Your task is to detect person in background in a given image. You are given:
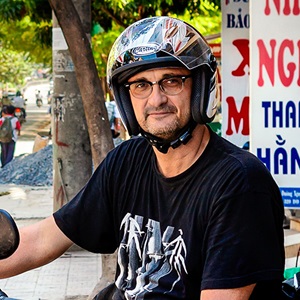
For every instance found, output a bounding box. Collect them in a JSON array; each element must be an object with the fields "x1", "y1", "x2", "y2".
[
  {"x1": 0, "y1": 105, "x2": 21, "y2": 168},
  {"x1": 0, "y1": 16, "x2": 284, "y2": 299},
  {"x1": 105, "y1": 98, "x2": 122, "y2": 139},
  {"x1": 12, "y1": 91, "x2": 27, "y2": 120},
  {"x1": 35, "y1": 90, "x2": 43, "y2": 106},
  {"x1": 0, "y1": 92, "x2": 12, "y2": 109}
]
